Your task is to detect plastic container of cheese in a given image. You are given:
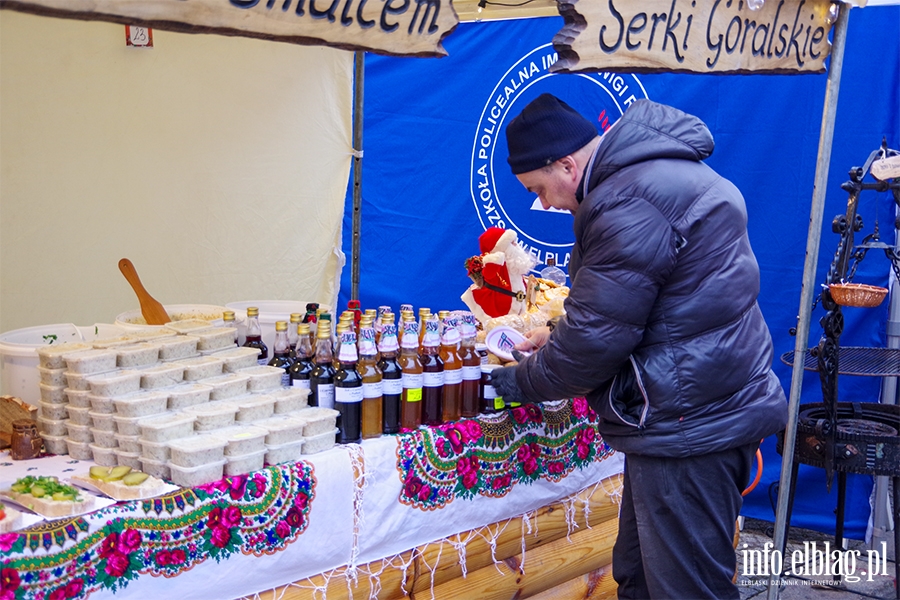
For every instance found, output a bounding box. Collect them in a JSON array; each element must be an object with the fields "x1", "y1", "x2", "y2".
[
  {"x1": 168, "y1": 434, "x2": 227, "y2": 468},
  {"x1": 138, "y1": 412, "x2": 197, "y2": 443}
]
